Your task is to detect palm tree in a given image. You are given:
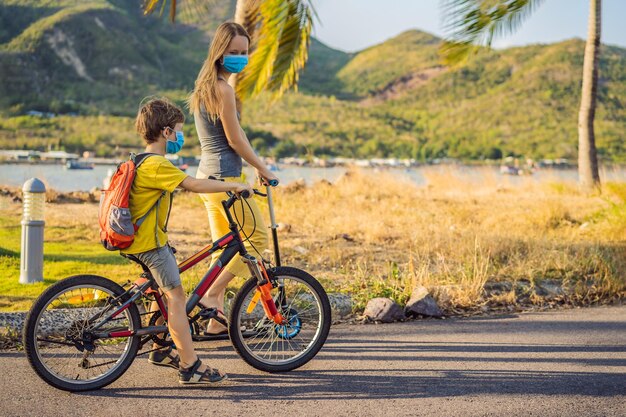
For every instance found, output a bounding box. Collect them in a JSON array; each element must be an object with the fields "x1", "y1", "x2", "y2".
[
  {"x1": 142, "y1": 0, "x2": 315, "y2": 105},
  {"x1": 441, "y1": 0, "x2": 602, "y2": 191}
]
